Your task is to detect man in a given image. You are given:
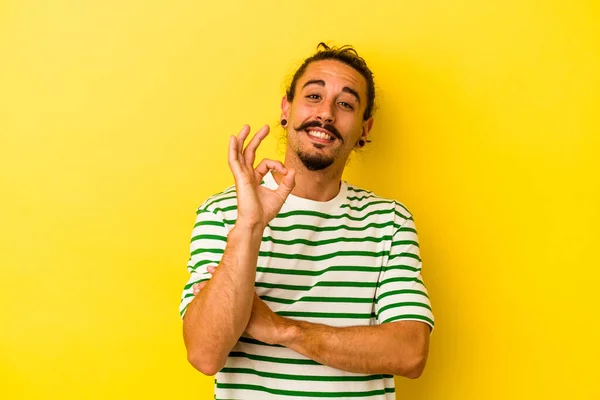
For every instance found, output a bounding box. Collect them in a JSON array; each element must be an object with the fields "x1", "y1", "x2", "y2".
[{"x1": 180, "y1": 43, "x2": 434, "y2": 399}]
